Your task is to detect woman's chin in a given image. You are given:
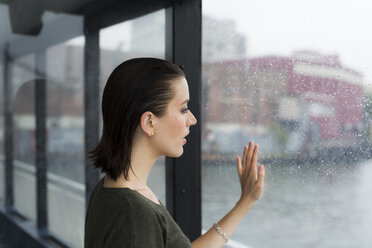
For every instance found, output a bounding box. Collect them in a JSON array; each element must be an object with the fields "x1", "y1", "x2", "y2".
[{"x1": 166, "y1": 148, "x2": 184, "y2": 158}]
